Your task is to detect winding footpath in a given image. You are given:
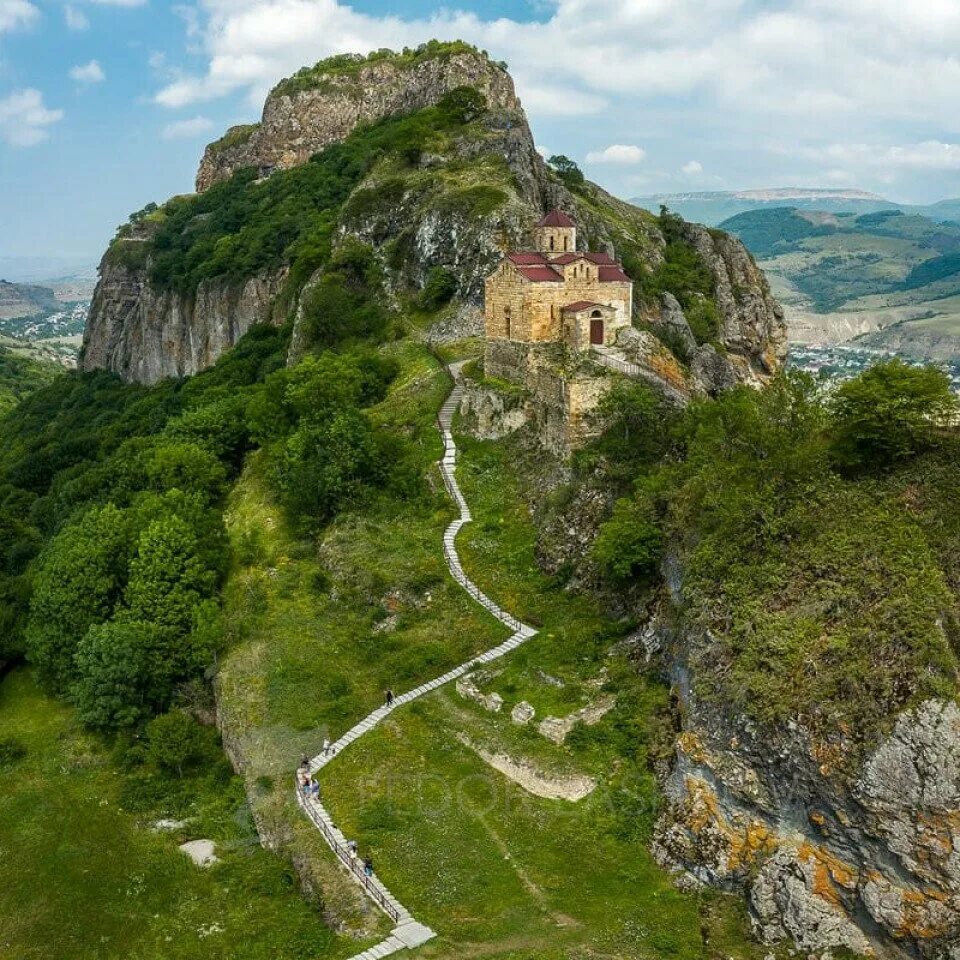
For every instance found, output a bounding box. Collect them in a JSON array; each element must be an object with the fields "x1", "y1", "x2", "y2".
[{"x1": 296, "y1": 361, "x2": 539, "y2": 960}]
